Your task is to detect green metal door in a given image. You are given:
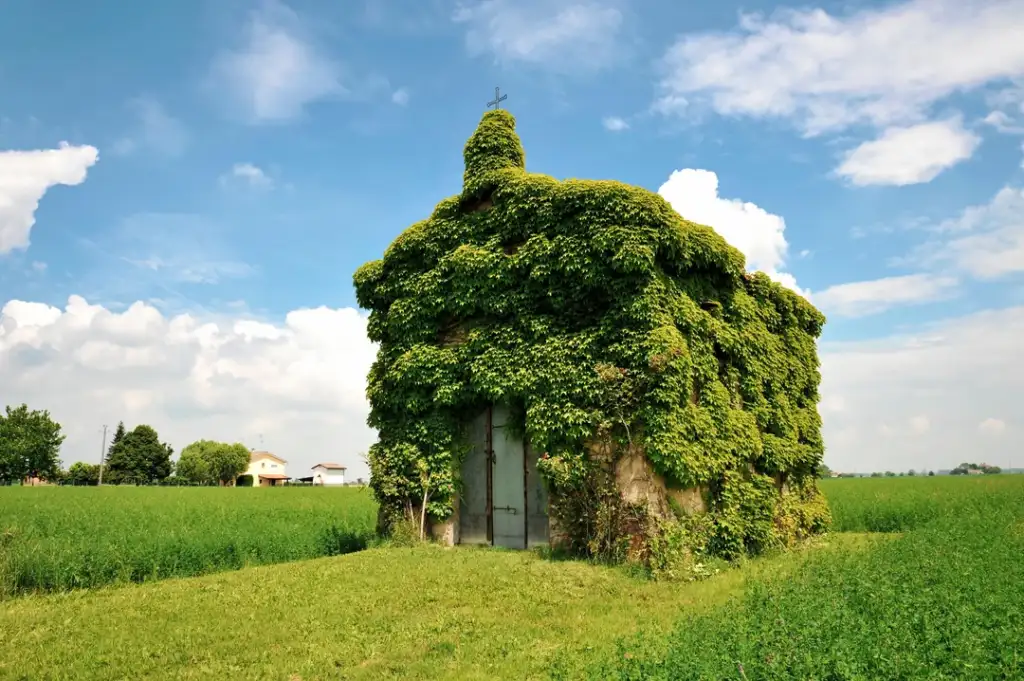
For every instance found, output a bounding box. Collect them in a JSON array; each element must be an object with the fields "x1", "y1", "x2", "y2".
[{"x1": 490, "y1": 405, "x2": 526, "y2": 549}]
